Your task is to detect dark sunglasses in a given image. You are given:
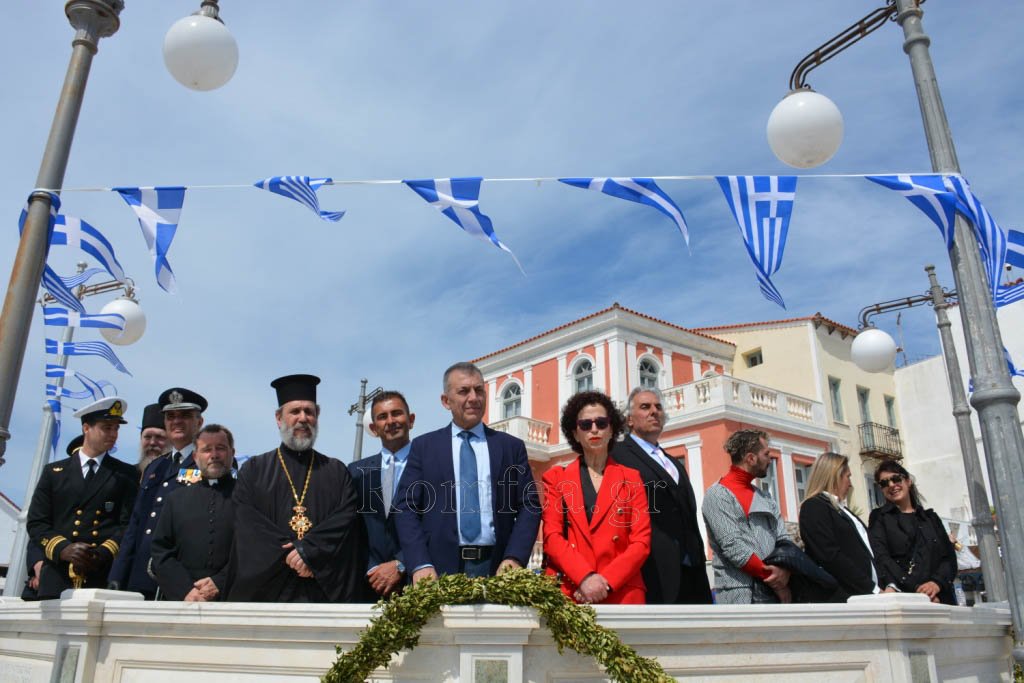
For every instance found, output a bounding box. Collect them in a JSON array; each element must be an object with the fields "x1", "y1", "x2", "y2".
[
  {"x1": 877, "y1": 473, "x2": 906, "y2": 489},
  {"x1": 576, "y1": 417, "x2": 611, "y2": 431}
]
